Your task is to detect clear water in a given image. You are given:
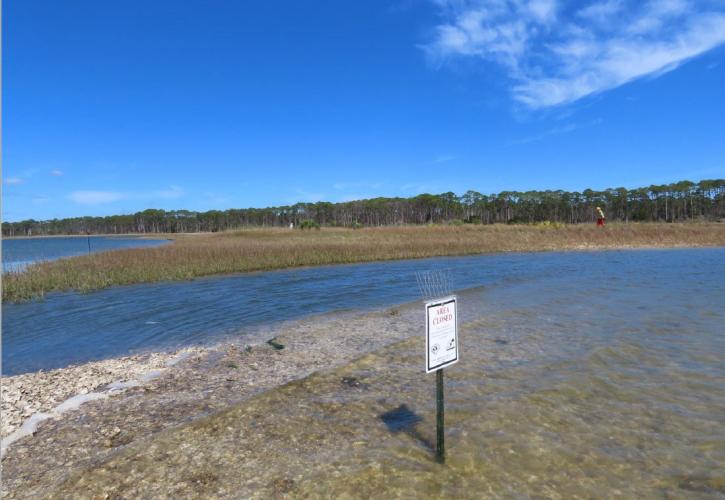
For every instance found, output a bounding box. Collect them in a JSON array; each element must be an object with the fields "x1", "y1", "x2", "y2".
[
  {"x1": 2, "y1": 248, "x2": 723, "y2": 380},
  {"x1": 268, "y1": 249, "x2": 724, "y2": 497},
  {"x1": 1, "y1": 236, "x2": 169, "y2": 272}
]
